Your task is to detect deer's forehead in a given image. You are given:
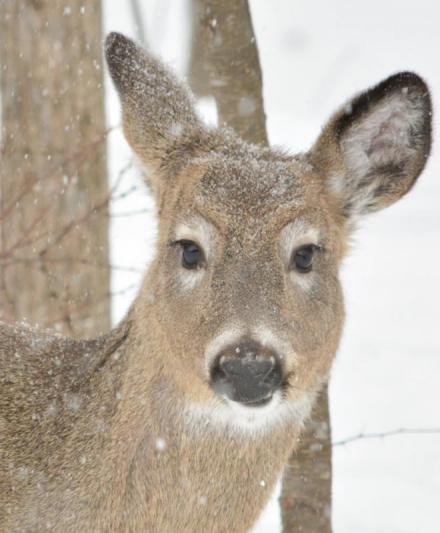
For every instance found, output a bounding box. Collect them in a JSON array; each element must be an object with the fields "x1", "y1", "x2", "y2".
[
  {"x1": 193, "y1": 156, "x2": 314, "y2": 213},
  {"x1": 170, "y1": 155, "x2": 328, "y2": 243},
  {"x1": 173, "y1": 186, "x2": 328, "y2": 248}
]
